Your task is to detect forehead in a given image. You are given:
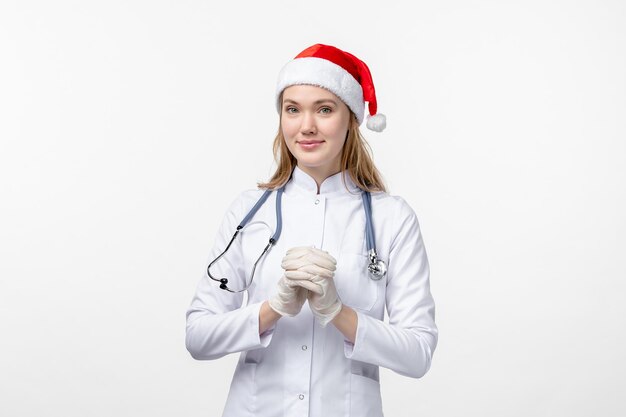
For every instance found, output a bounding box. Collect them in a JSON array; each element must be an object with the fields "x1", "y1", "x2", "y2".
[{"x1": 282, "y1": 84, "x2": 339, "y2": 102}]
